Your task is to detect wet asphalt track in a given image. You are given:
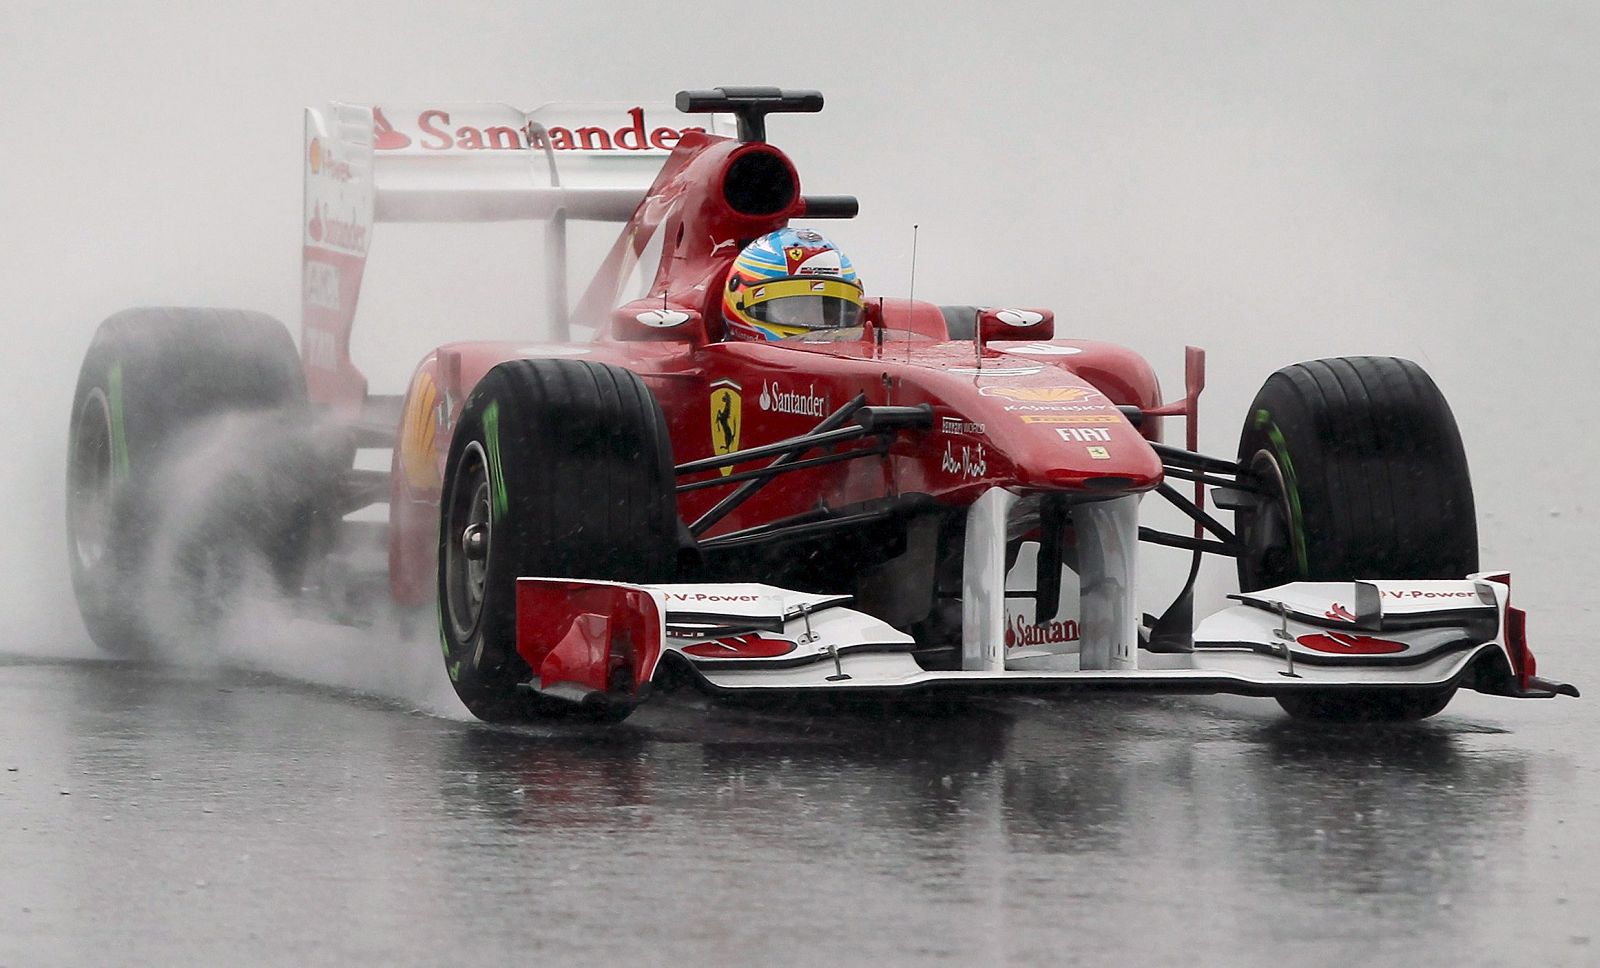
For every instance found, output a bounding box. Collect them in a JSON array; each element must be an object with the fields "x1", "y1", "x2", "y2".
[{"x1": 3, "y1": 633, "x2": 1597, "y2": 968}]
